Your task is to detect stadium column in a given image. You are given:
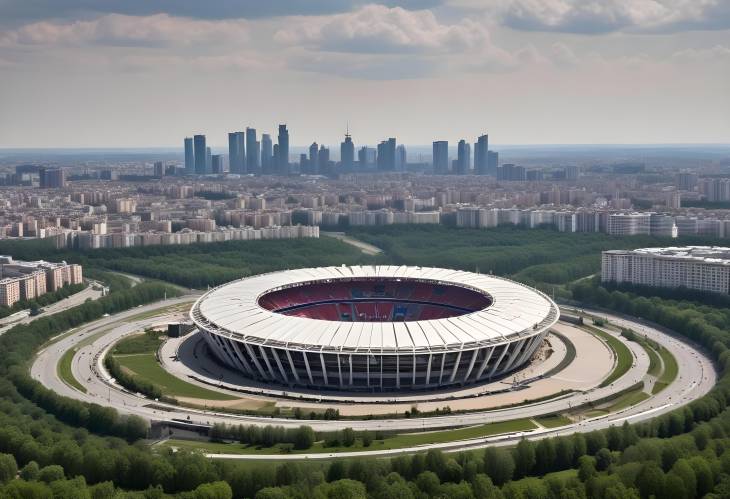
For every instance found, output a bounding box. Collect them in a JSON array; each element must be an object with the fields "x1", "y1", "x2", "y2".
[
  {"x1": 514, "y1": 334, "x2": 544, "y2": 369},
  {"x1": 412, "y1": 353, "x2": 416, "y2": 386},
  {"x1": 463, "y1": 349, "x2": 479, "y2": 383},
  {"x1": 258, "y1": 346, "x2": 278, "y2": 380},
  {"x1": 488, "y1": 344, "x2": 510, "y2": 379},
  {"x1": 284, "y1": 350, "x2": 301, "y2": 382},
  {"x1": 244, "y1": 343, "x2": 270, "y2": 380},
  {"x1": 319, "y1": 352, "x2": 329, "y2": 386},
  {"x1": 396, "y1": 355, "x2": 400, "y2": 389},
  {"x1": 230, "y1": 341, "x2": 256, "y2": 377},
  {"x1": 475, "y1": 346, "x2": 496, "y2": 380},
  {"x1": 302, "y1": 352, "x2": 315, "y2": 384},
  {"x1": 502, "y1": 338, "x2": 529, "y2": 373},
  {"x1": 448, "y1": 350, "x2": 463, "y2": 383},
  {"x1": 348, "y1": 354, "x2": 354, "y2": 386},
  {"x1": 425, "y1": 353, "x2": 433, "y2": 386},
  {"x1": 438, "y1": 353, "x2": 446, "y2": 385},
  {"x1": 337, "y1": 353, "x2": 344, "y2": 387},
  {"x1": 366, "y1": 354, "x2": 370, "y2": 388},
  {"x1": 271, "y1": 349, "x2": 290, "y2": 383}
]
